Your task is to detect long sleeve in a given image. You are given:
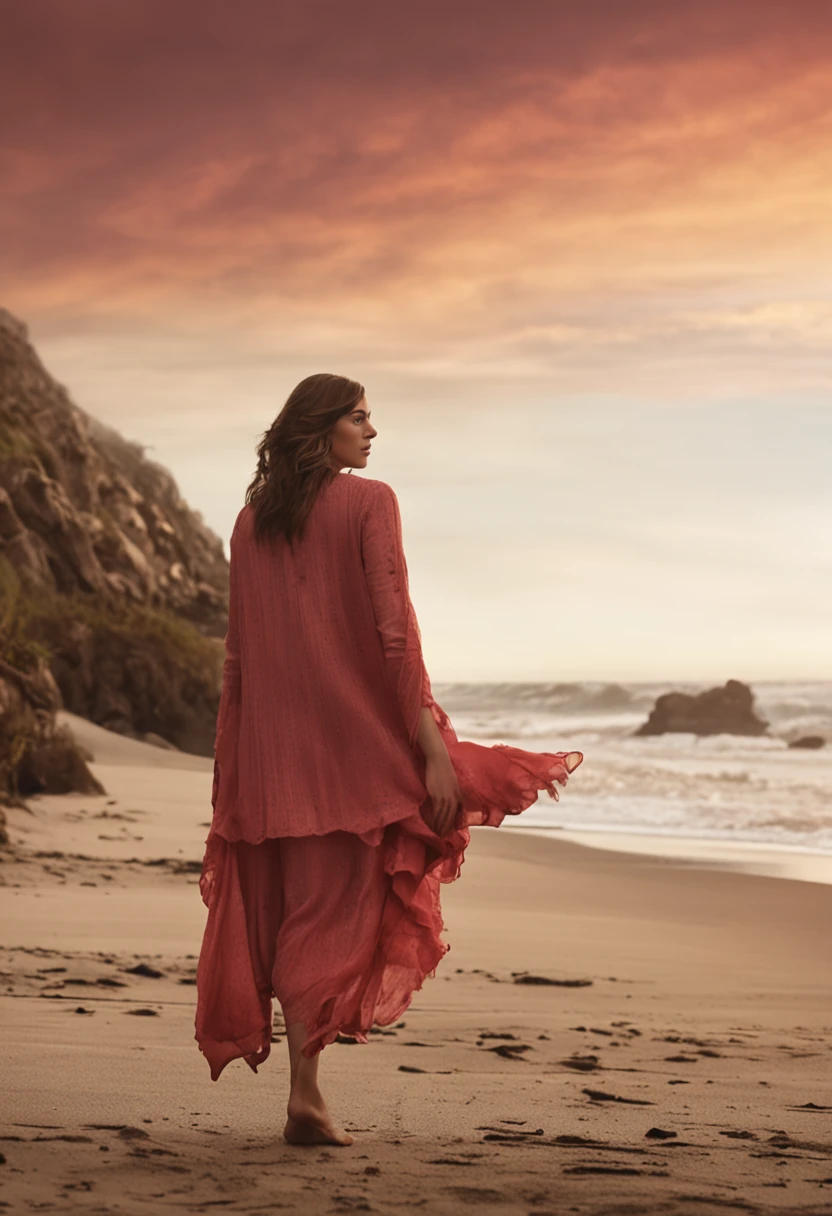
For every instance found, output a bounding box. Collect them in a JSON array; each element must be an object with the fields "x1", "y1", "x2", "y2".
[{"x1": 359, "y1": 481, "x2": 435, "y2": 750}]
